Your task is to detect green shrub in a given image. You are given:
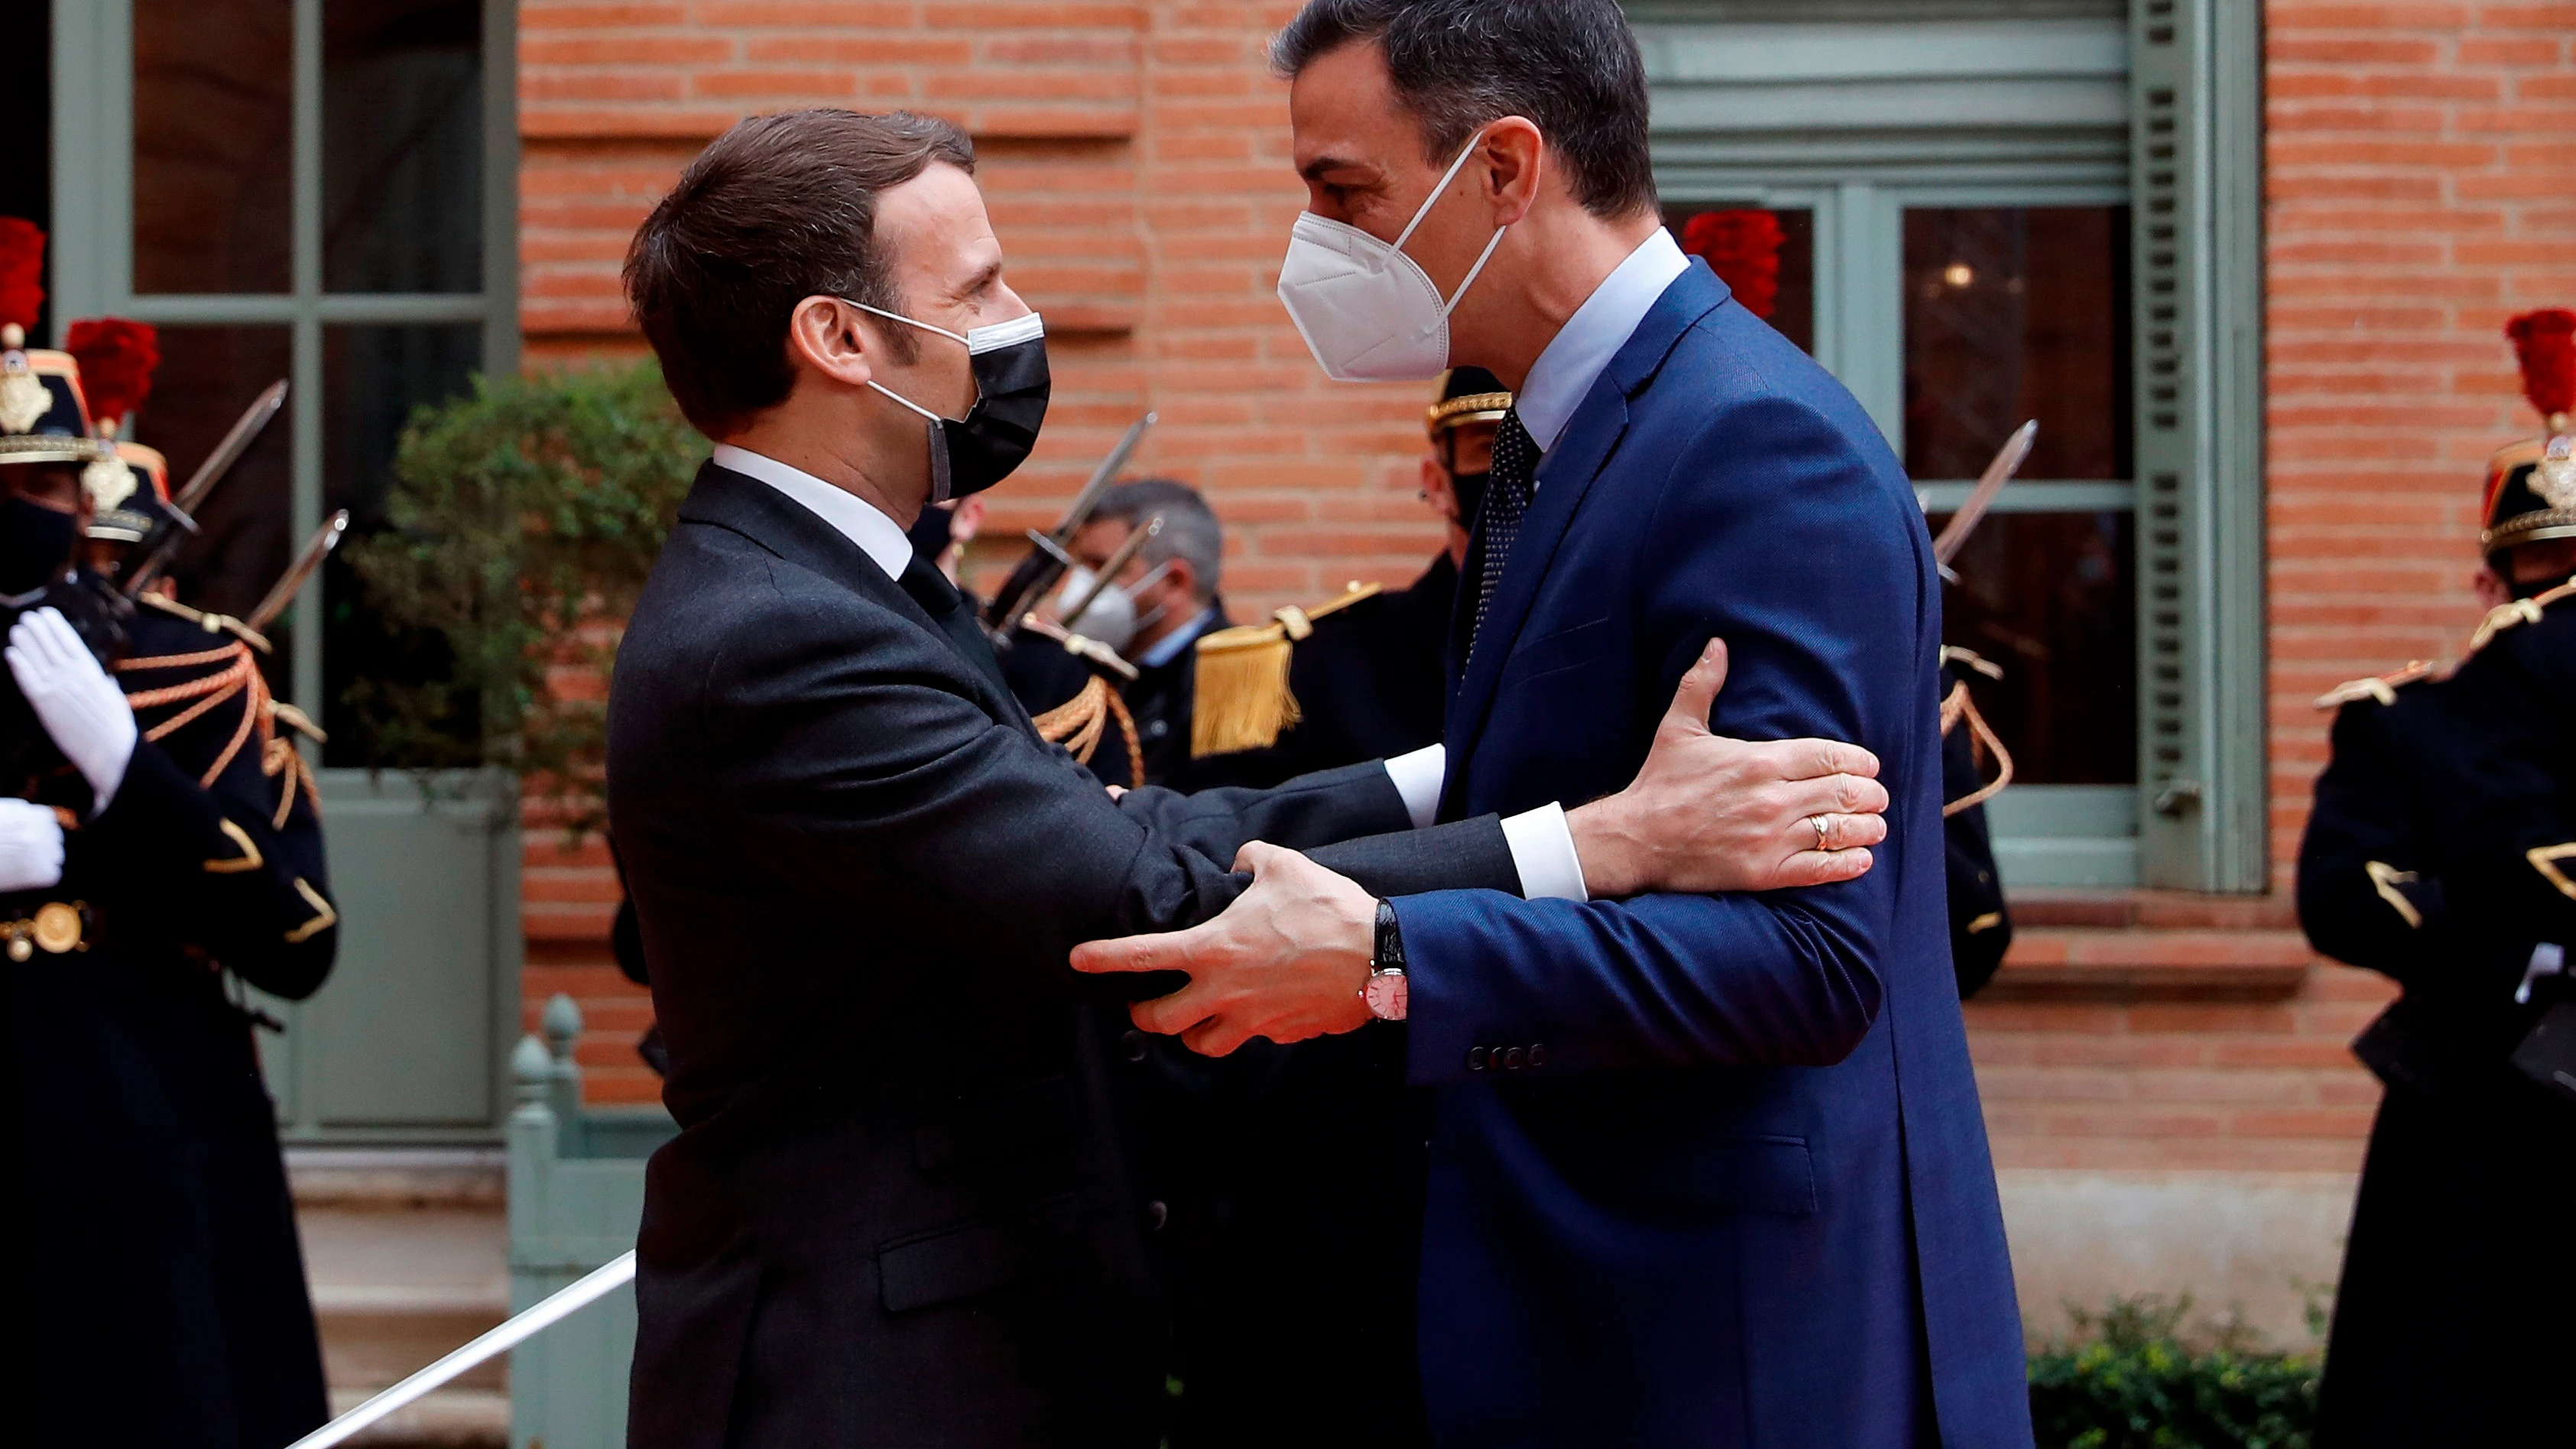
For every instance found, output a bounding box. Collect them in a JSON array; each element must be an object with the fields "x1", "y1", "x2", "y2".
[
  {"x1": 2028, "y1": 1296, "x2": 2320, "y2": 1449},
  {"x1": 342, "y1": 360, "x2": 706, "y2": 835}
]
